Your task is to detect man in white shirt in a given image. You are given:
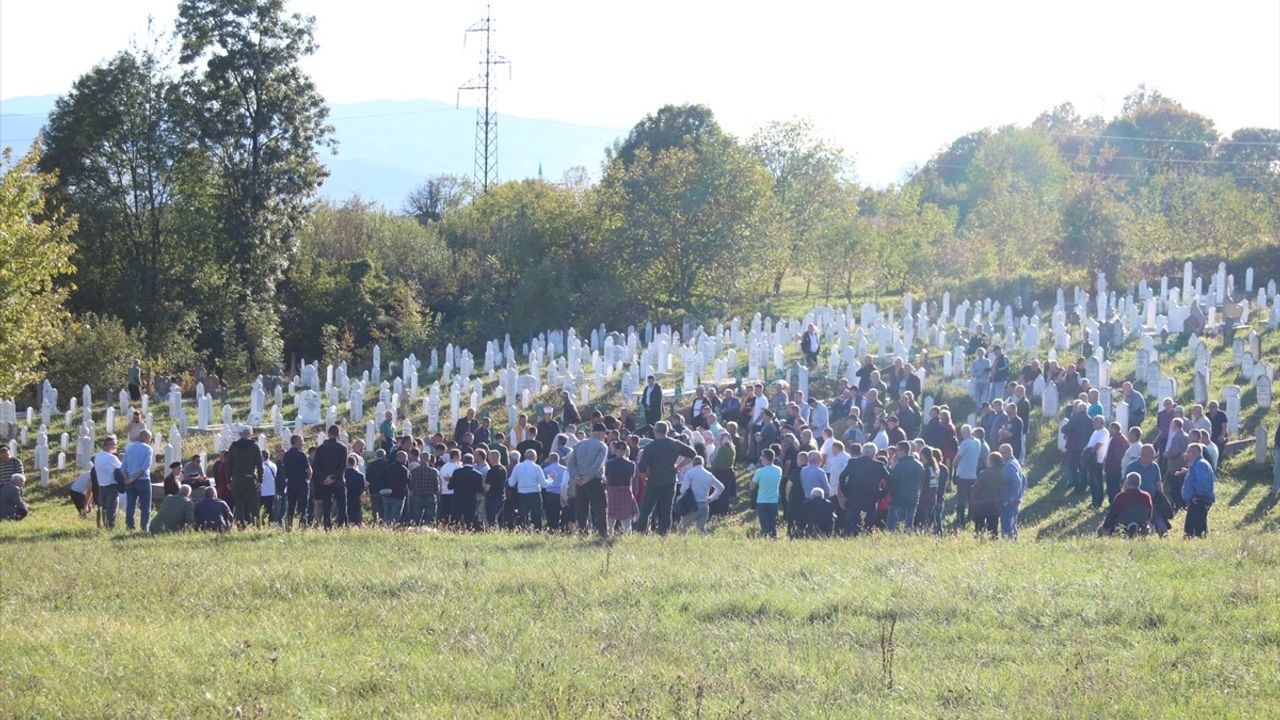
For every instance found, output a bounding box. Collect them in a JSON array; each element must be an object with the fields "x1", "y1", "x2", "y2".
[
  {"x1": 824, "y1": 440, "x2": 850, "y2": 494},
  {"x1": 70, "y1": 470, "x2": 92, "y2": 516},
  {"x1": 438, "y1": 449, "x2": 461, "y2": 524},
  {"x1": 808, "y1": 397, "x2": 830, "y2": 435},
  {"x1": 1084, "y1": 415, "x2": 1110, "y2": 509},
  {"x1": 507, "y1": 450, "x2": 549, "y2": 529},
  {"x1": 93, "y1": 435, "x2": 124, "y2": 529},
  {"x1": 261, "y1": 451, "x2": 279, "y2": 524}
]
